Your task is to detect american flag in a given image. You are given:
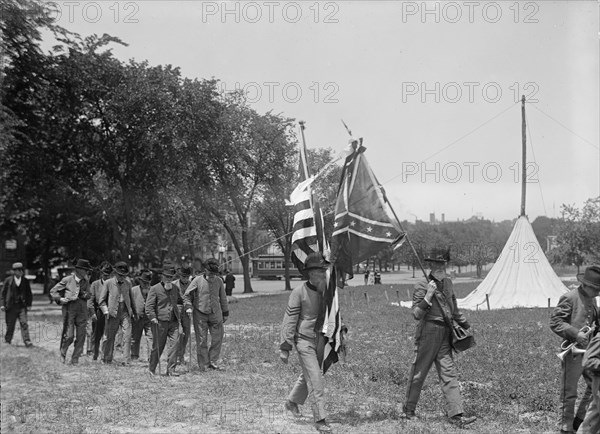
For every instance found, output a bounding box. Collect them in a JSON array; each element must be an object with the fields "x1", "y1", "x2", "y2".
[{"x1": 288, "y1": 122, "x2": 343, "y2": 373}]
